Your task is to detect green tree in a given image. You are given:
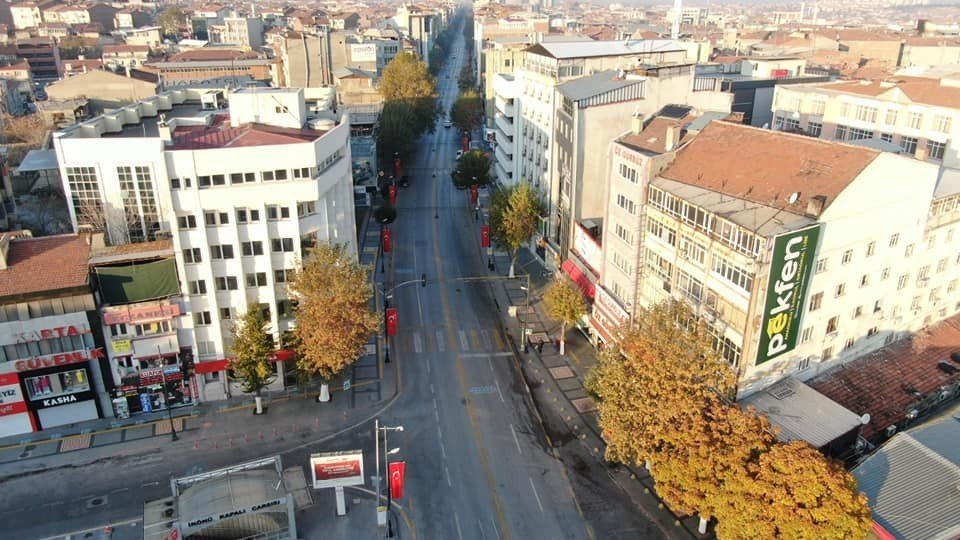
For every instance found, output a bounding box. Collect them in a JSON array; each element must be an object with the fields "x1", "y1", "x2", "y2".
[
  {"x1": 451, "y1": 149, "x2": 491, "y2": 190},
  {"x1": 379, "y1": 52, "x2": 440, "y2": 136},
  {"x1": 716, "y1": 441, "x2": 871, "y2": 539},
  {"x1": 543, "y1": 276, "x2": 587, "y2": 355},
  {"x1": 458, "y1": 63, "x2": 477, "y2": 91},
  {"x1": 428, "y1": 43, "x2": 445, "y2": 75},
  {"x1": 290, "y1": 243, "x2": 379, "y2": 402},
  {"x1": 376, "y1": 101, "x2": 418, "y2": 167},
  {"x1": 488, "y1": 182, "x2": 544, "y2": 277},
  {"x1": 157, "y1": 7, "x2": 187, "y2": 37},
  {"x1": 450, "y1": 90, "x2": 483, "y2": 134},
  {"x1": 229, "y1": 304, "x2": 276, "y2": 414}
]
